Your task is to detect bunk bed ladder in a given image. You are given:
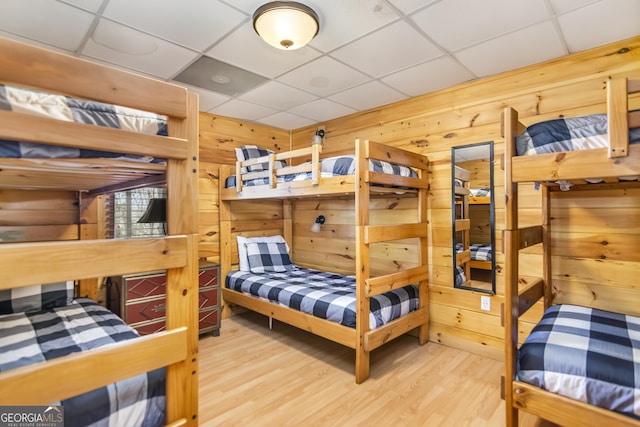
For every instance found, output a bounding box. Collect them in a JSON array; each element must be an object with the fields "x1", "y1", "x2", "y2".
[{"x1": 354, "y1": 139, "x2": 430, "y2": 384}]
